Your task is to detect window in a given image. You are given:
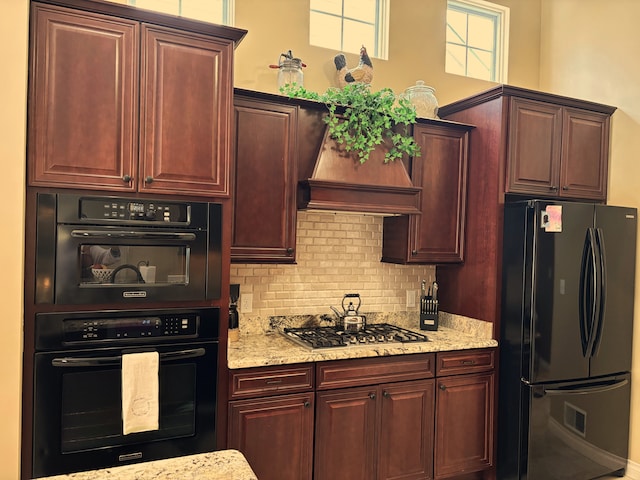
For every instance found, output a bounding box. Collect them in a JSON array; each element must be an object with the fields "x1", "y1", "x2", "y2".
[
  {"x1": 310, "y1": 0, "x2": 389, "y2": 60},
  {"x1": 446, "y1": 0, "x2": 509, "y2": 82},
  {"x1": 125, "y1": 0, "x2": 233, "y2": 25}
]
